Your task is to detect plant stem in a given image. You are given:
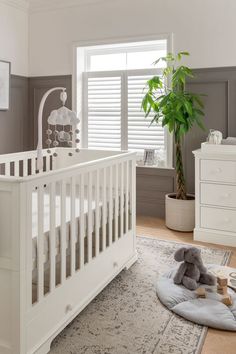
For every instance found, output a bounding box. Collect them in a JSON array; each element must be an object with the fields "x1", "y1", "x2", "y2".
[{"x1": 175, "y1": 141, "x2": 187, "y2": 199}]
